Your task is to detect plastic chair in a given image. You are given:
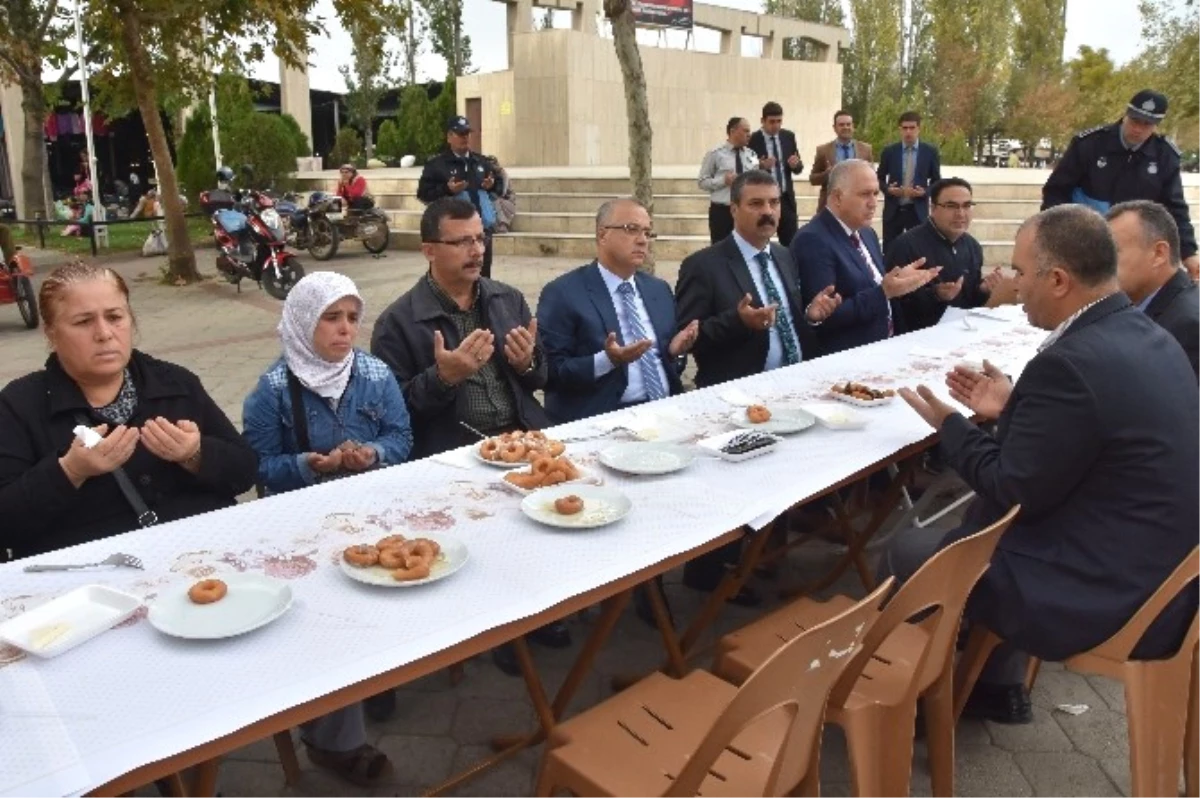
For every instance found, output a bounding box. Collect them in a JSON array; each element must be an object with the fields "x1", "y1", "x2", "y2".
[
  {"x1": 534, "y1": 578, "x2": 895, "y2": 797},
  {"x1": 954, "y1": 546, "x2": 1199, "y2": 798},
  {"x1": 714, "y1": 506, "x2": 1019, "y2": 797}
]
